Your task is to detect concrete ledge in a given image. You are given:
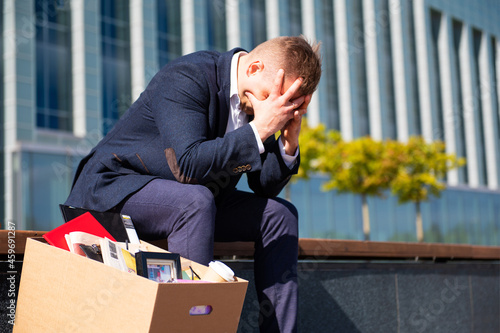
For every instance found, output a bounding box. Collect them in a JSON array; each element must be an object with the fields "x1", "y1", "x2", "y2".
[
  {"x1": 1, "y1": 230, "x2": 499, "y2": 260},
  {"x1": 0, "y1": 231, "x2": 47, "y2": 257},
  {"x1": 212, "y1": 238, "x2": 500, "y2": 260}
]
